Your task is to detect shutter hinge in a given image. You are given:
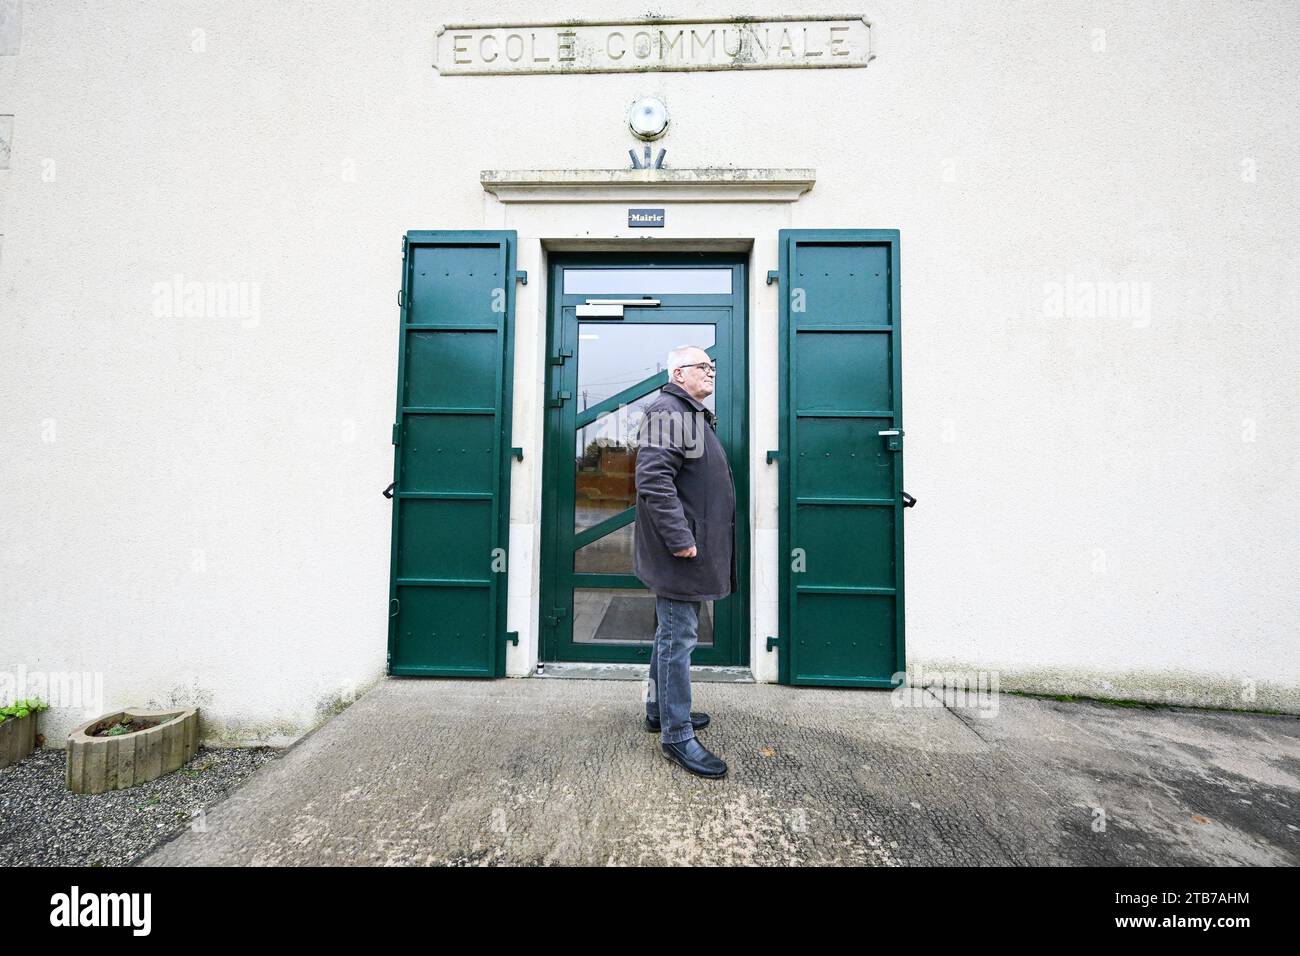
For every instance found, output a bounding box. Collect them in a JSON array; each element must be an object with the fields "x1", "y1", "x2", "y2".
[
  {"x1": 398, "y1": 289, "x2": 404, "y2": 308},
  {"x1": 401, "y1": 235, "x2": 409, "y2": 259},
  {"x1": 392, "y1": 423, "x2": 401, "y2": 445},
  {"x1": 549, "y1": 348, "x2": 573, "y2": 365},
  {"x1": 766, "y1": 635, "x2": 782, "y2": 652},
  {"x1": 512, "y1": 447, "x2": 524, "y2": 462},
  {"x1": 389, "y1": 598, "x2": 400, "y2": 618},
  {"x1": 505, "y1": 631, "x2": 519, "y2": 646},
  {"x1": 767, "y1": 270, "x2": 780, "y2": 285},
  {"x1": 548, "y1": 390, "x2": 572, "y2": 408},
  {"x1": 515, "y1": 270, "x2": 528, "y2": 285},
  {"x1": 766, "y1": 449, "x2": 780, "y2": 464},
  {"x1": 544, "y1": 607, "x2": 568, "y2": 627}
]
